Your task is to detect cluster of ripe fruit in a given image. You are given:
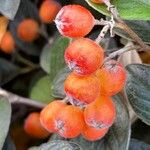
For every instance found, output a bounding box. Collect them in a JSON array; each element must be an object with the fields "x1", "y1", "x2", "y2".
[
  {"x1": 24, "y1": 4, "x2": 126, "y2": 141},
  {"x1": 0, "y1": 0, "x2": 61, "y2": 54}
]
